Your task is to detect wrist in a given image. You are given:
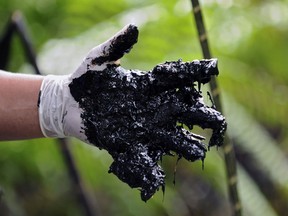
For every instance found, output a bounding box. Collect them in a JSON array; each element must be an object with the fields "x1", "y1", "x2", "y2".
[{"x1": 38, "y1": 74, "x2": 70, "y2": 138}]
